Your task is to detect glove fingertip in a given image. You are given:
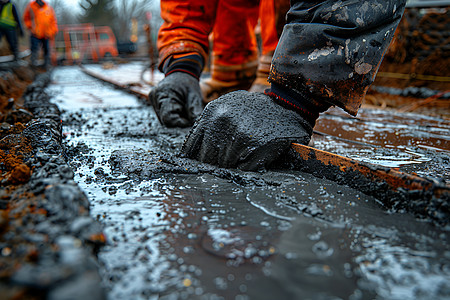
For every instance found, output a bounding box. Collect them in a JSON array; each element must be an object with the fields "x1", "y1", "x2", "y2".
[{"x1": 164, "y1": 115, "x2": 190, "y2": 128}]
